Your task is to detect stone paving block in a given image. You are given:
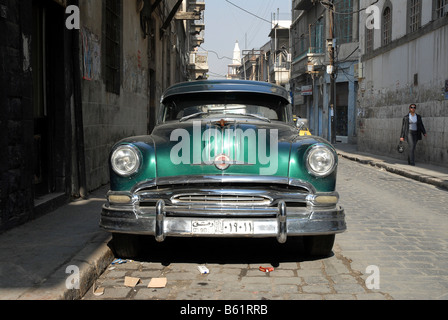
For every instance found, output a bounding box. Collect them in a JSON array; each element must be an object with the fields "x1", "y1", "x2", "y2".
[
  {"x1": 287, "y1": 293, "x2": 323, "y2": 300},
  {"x1": 100, "y1": 287, "x2": 133, "y2": 299},
  {"x1": 134, "y1": 288, "x2": 171, "y2": 300},
  {"x1": 333, "y1": 282, "x2": 367, "y2": 294},
  {"x1": 272, "y1": 284, "x2": 301, "y2": 294},
  {"x1": 301, "y1": 284, "x2": 333, "y2": 294},
  {"x1": 324, "y1": 294, "x2": 356, "y2": 300},
  {"x1": 301, "y1": 275, "x2": 330, "y2": 285}
]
